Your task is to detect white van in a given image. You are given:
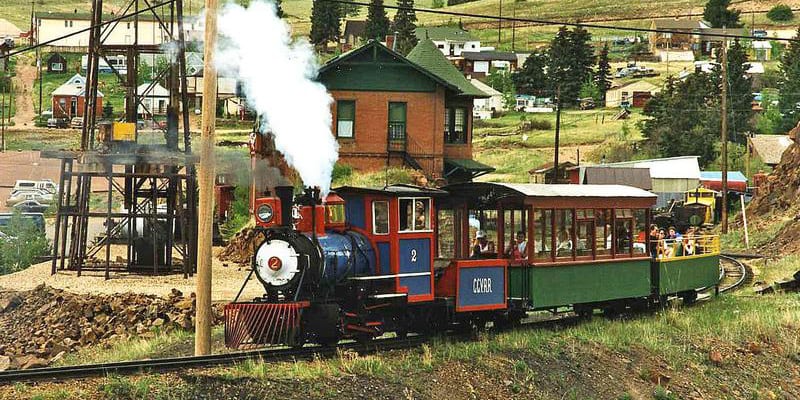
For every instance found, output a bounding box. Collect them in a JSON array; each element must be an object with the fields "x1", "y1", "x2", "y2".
[{"x1": 13, "y1": 180, "x2": 58, "y2": 195}]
